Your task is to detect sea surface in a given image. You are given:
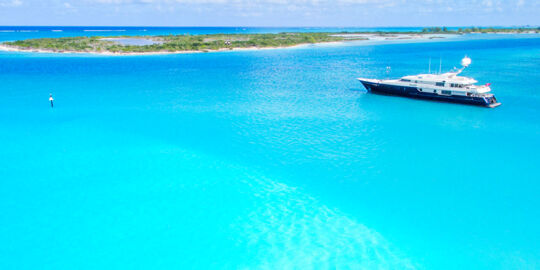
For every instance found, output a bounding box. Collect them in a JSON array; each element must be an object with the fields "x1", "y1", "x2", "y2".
[{"x1": 1, "y1": 27, "x2": 539, "y2": 269}]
